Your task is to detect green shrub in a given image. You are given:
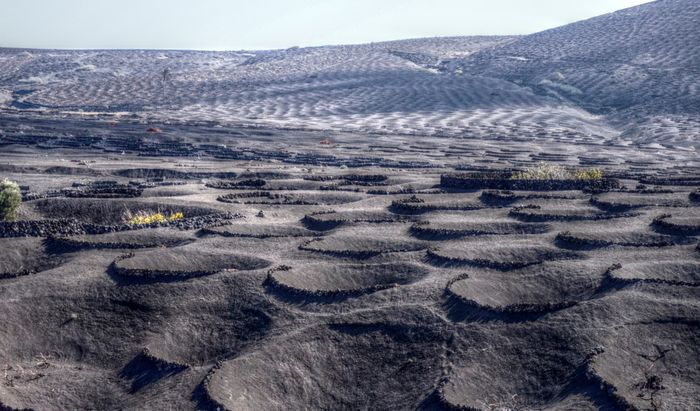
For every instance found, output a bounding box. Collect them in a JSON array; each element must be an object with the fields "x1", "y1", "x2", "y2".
[{"x1": 0, "y1": 179, "x2": 22, "y2": 221}]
